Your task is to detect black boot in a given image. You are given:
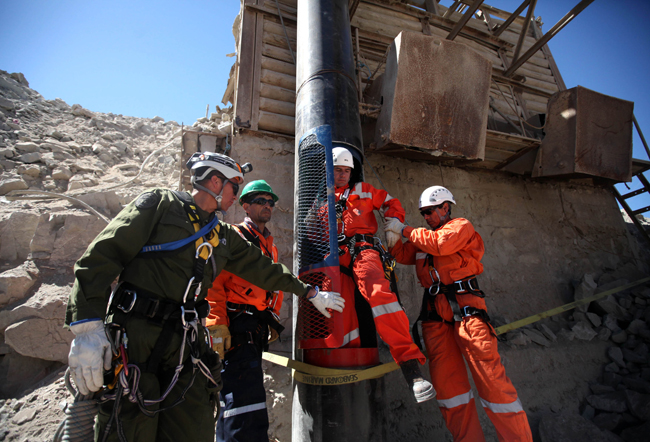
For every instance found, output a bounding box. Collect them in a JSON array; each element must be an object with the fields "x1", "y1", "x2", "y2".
[{"x1": 400, "y1": 359, "x2": 436, "y2": 403}]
